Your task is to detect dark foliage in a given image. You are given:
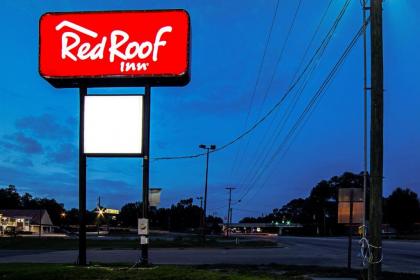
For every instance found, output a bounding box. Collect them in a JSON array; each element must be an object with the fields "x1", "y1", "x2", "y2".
[{"x1": 384, "y1": 188, "x2": 420, "y2": 233}]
